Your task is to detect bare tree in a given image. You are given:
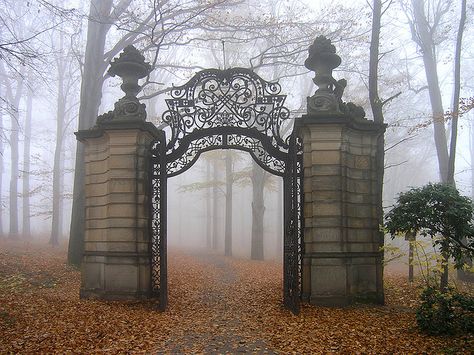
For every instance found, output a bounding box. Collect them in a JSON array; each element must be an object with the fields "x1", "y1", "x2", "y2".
[
  {"x1": 0, "y1": 63, "x2": 24, "y2": 239},
  {"x1": 1, "y1": 0, "x2": 77, "y2": 240},
  {"x1": 51, "y1": 28, "x2": 79, "y2": 246},
  {"x1": 406, "y1": 0, "x2": 451, "y2": 182},
  {"x1": 212, "y1": 158, "x2": 220, "y2": 250},
  {"x1": 447, "y1": 0, "x2": 467, "y2": 184},
  {"x1": 224, "y1": 150, "x2": 233, "y2": 256},
  {"x1": 448, "y1": 0, "x2": 471, "y2": 283},
  {"x1": 250, "y1": 161, "x2": 266, "y2": 260},
  {"x1": 404, "y1": 0, "x2": 470, "y2": 287},
  {"x1": 205, "y1": 159, "x2": 212, "y2": 249},
  {"x1": 22, "y1": 77, "x2": 33, "y2": 239},
  {"x1": 0, "y1": 0, "x2": 75, "y2": 74},
  {"x1": 68, "y1": 0, "x2": 115, "y2": 264}
]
